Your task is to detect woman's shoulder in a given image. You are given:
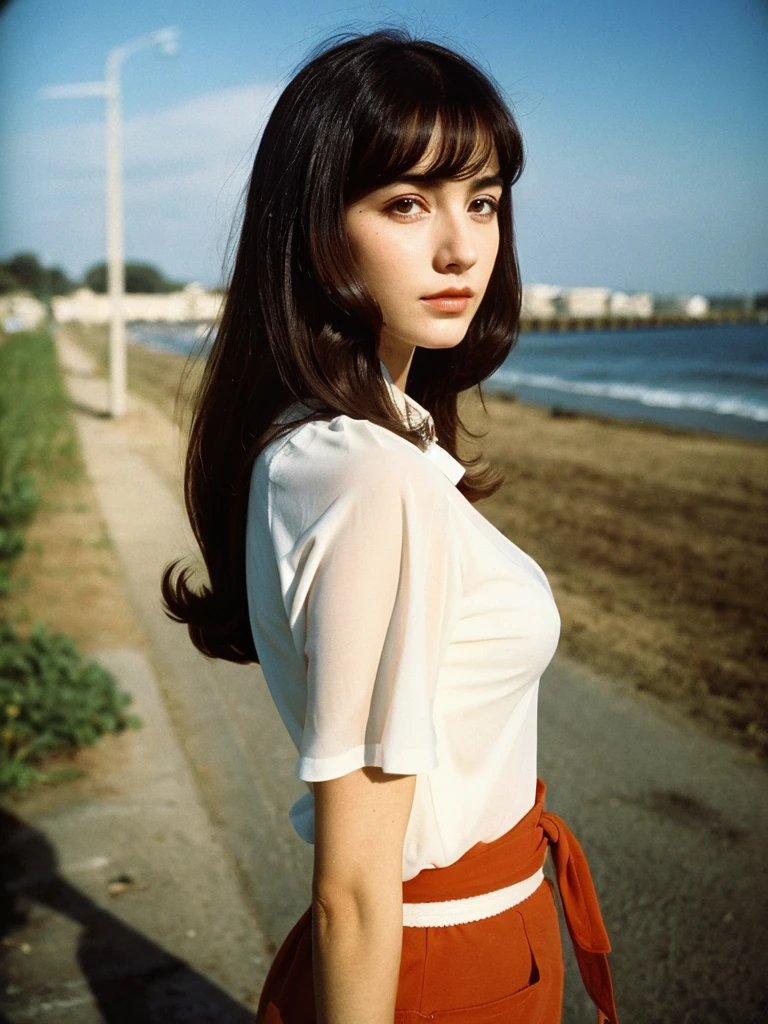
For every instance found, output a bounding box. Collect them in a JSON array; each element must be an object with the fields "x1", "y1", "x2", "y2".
[
  {"x1": 251, "y1": 410, "x2": 444, "y2": 533},
  {"x1": 260, "y1": 410, "x2": 427, "y2": 488}
]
